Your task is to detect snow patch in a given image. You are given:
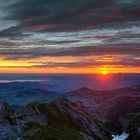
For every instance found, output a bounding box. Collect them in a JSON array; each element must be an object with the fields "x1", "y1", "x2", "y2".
[{"x1": 112, "y1": 132, "x2": 129, "y2": 140}]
